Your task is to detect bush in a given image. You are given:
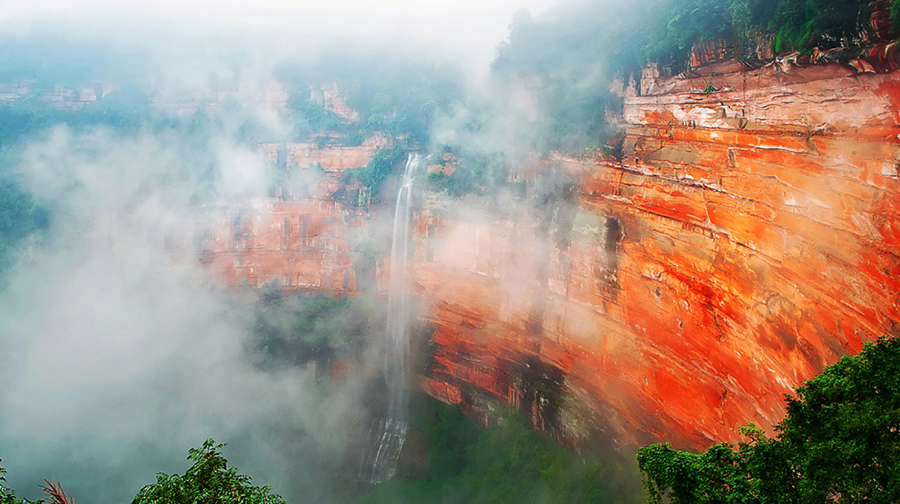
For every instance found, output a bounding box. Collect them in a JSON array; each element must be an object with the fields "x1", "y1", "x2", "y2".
[
  {"x1": 0, "y1": 460, "x2": 37, "y2": 504},
  {"x1": 356, "y1": 145, "x2": 406, "y2": 191},
  {"x1": 638, "y1": 335, "x2": 900, "y2": 503},
  {"x1": 131, "y1": 440, "x2": 285, "y2": 504}
]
